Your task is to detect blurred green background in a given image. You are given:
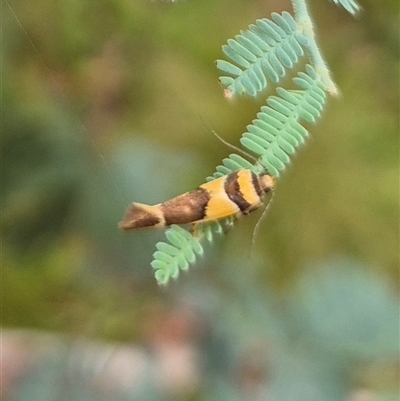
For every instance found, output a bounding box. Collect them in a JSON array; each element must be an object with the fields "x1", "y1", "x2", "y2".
[{"x1": 2, "y1": 0, "x2": 399, "y2": 400}]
